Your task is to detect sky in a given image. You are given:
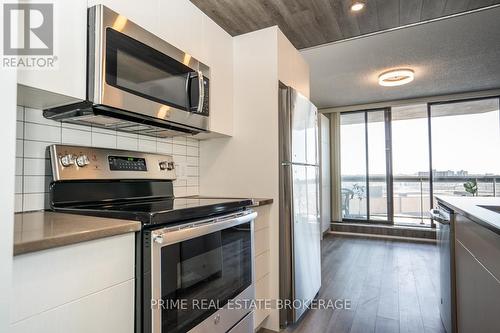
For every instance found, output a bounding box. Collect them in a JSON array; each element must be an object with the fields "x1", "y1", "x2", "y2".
[{"x1": 341, "y1": 108, "x2": 500, "y2": 176}]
